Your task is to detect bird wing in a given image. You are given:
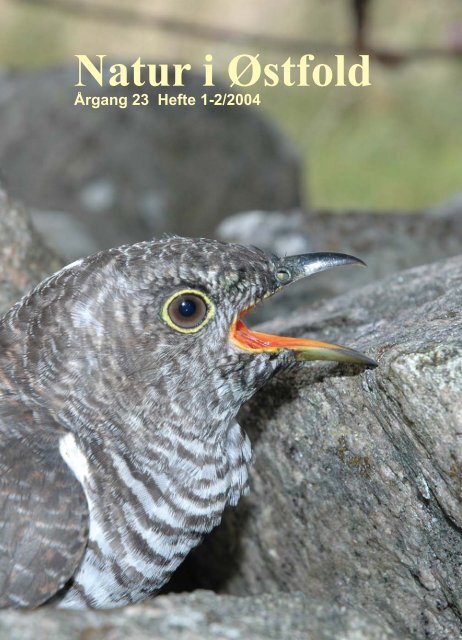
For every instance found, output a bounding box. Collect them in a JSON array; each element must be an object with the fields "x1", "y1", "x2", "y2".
[{"x1": 0, "y1": 399, "x2": 89, "y2": 608}]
